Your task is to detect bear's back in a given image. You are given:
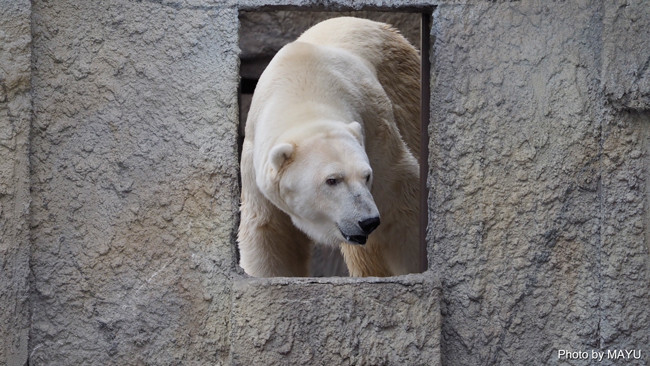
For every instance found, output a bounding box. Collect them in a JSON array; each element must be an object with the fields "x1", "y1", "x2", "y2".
[
  {"x1": 247, "y1": 40, "x2": 380, "y2": 148},
  {"x1": 297, "y1": 17, "x2": 421, "y2": 162}
]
